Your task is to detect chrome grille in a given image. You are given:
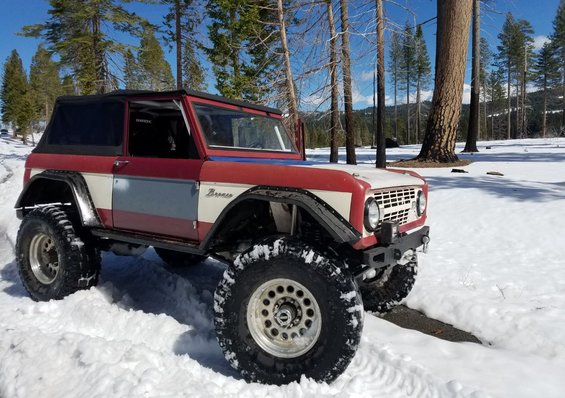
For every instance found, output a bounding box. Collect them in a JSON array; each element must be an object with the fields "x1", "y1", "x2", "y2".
[{"x1": 374, "y1": 187, "x2": 417, "y2": 228}]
